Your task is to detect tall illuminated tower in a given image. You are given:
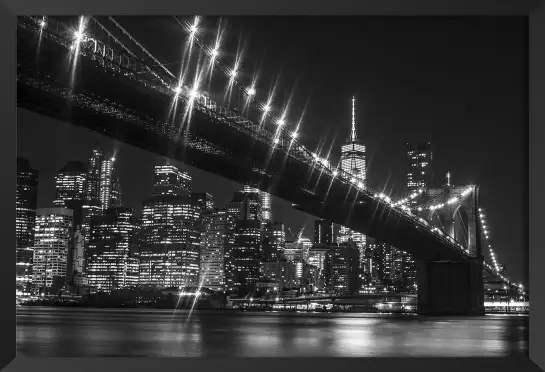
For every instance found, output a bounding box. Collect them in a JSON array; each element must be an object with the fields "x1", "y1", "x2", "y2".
[
  {"x1": 99, "y1": 157, "x2": 114, "y2": 210},
  {"x1": 82, "y1": 149, "x2": 104, "y2": 251},
  {"x1": 337, "y1": 97, "x2": 366, "y2": 276},
  {"x1": 85, "y1": 149, "x2": 104, "y2": 203},
  {"x1": 340, "y1": 97, "x2": 366, "y2": 183}
]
